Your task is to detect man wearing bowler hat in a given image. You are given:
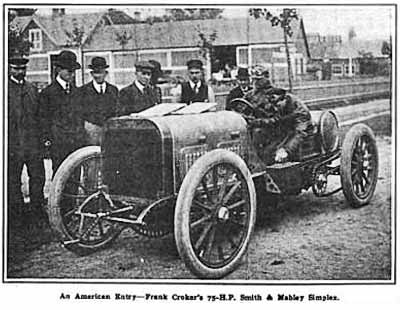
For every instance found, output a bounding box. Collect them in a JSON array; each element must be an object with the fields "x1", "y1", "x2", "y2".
[
  {"x1": 38, "y1": 50, "x2": 86, "y2": 173},
  {"x1": 118, "y1": 60, "x2": 160, "y2": 115},
  {"x1": 225, "y1": 67, "x2": 252, "y2": 110},
  {"x1": 8, "y1": 54, "x2": 46, "y2": 230},
  {"x1": 78, "y1": 56, "x2": 119, "y2": 145},
  {"x1": 173, "y1": 59, "x2": 215, "y2": 104}
]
